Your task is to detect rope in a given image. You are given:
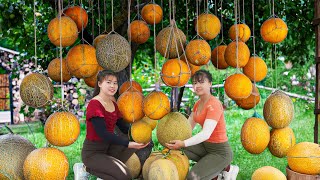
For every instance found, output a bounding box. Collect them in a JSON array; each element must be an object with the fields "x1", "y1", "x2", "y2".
[
  {"x1": 161, "y1": 0, "x2": 163, "y2": 29},
  {"x1": 219, "y1": 0, "x2": 225, "y2": 45},
  {"x1": 111, "y1": 0, "x2": 114, "y2": 32},
  {"x1": 242, "y1": 0, "x2": 245, "y2": 23},
  {"x1": 33, "y1": 0, "x2": 37, "y2": 69},
  {"x1": 91, "y1": 0, "x2": 95, "y2": 39},
  {"x1": 137, "y1": 0, "x2": 140, "y2": 20},
  {"x1": 186, "y1": 0, "x2": 189, "y2": 40},
  {"x1": 234, "y1": 0, "x2": 240, "y2": 72},
  {"x1": 196, "y1": 0, "x2": 200, "y2": 38},
  {"x1": 272, "y1": 0, "x2": 275, "y2": 17},
  {"x1": 98, "y1": 0, "x2": 101, "y2": 35},
  {"x1": 104, "y1": 0, "x2": 106, "y2": 32},
  {"x1": 153, "y1": 0, "x2": 159, "y2": 84},
  {"x1": 275, "y1": 44, "x2": 278, "y2": 89},
  {"x1": 58, "y1": 0, "x2": 64, "y2": 107},
  {"x1": 252, "y1": 0, "x2": 257, "y2": 112},
  {"x1": 128, "y1": 0, "x2": 132, "y2": 80}
]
